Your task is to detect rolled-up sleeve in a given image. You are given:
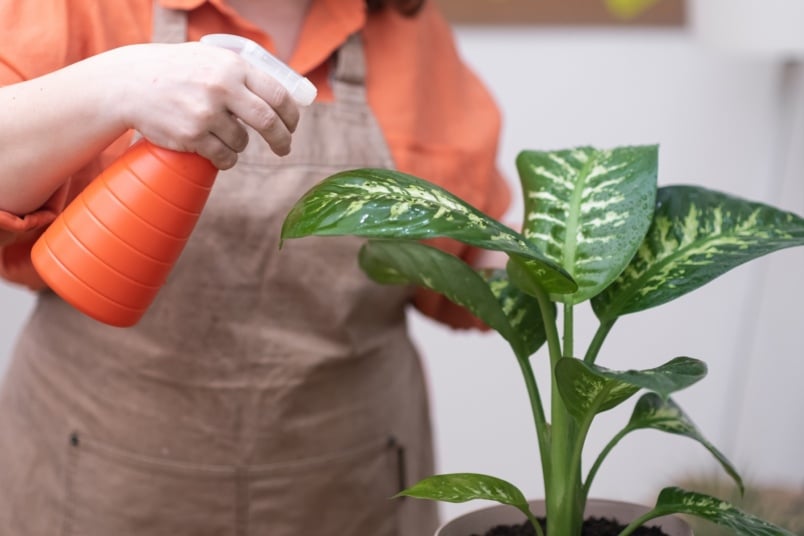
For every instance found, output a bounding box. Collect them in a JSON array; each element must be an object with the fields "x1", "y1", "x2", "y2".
[{"x1": 0, "y1": 181, "x2": 70, "y2": 289}]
